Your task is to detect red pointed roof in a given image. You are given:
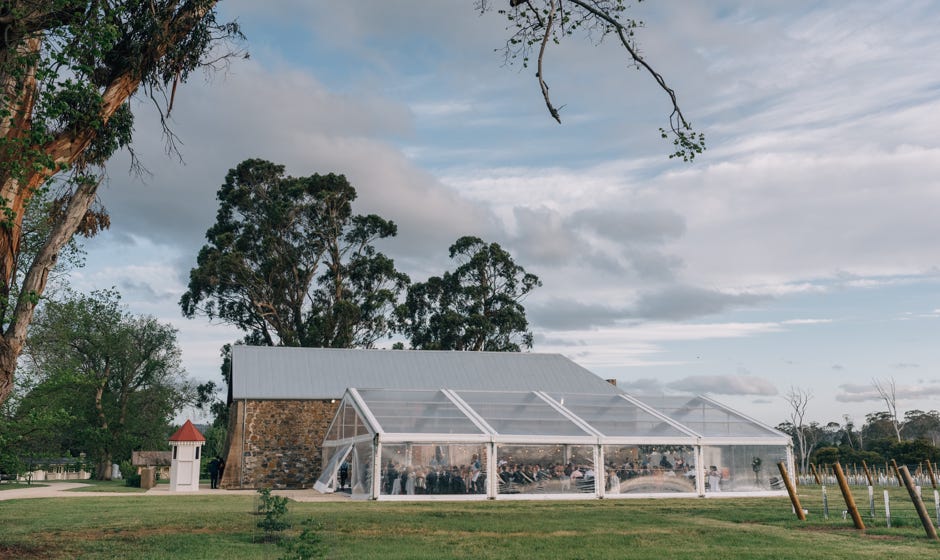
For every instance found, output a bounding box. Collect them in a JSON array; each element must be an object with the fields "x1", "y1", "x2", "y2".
[{"x1": 169, "y1": 420, "x2": 206, "y2": 442}]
